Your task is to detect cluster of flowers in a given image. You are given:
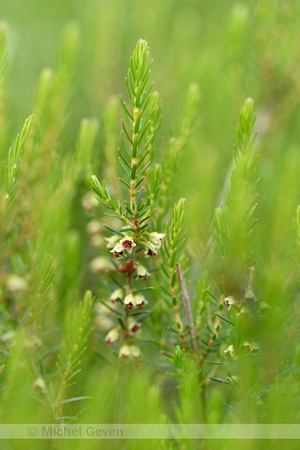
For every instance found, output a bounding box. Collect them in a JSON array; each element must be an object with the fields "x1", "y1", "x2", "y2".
[
  {"x1": 84, "y1": 192, "x2": 166, "y2": 359},
  {"x1": 104, "y1": 301, "x2": 144, "y2": 359},
  {"x1": 104, "y1": 284, "x2": 148, "y2": 359},
  {"x1": 222, "y1": 295, "x2": 264, "y2": 360},
  {"x1": 105, "y1": 316, "x2": 142, "y2": 344},
  {"x1": 224, "y1": 341, "x2": 260, "y2": 359},
  {"x1": 119, "y1": 344, "x2": 141, "y2": 360},
  {"x1": 223, "y1": 296, "x2": 269, "y2": 315},
  {"x1": 109, "y1": 287, "x2": 148, "y2": 310},
  {"x1": 102, "y1": 231, "x2": 165, "y2": 360},
  {"x1": 105, "y1": 232, "x2": 165, "y2": 259}
]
